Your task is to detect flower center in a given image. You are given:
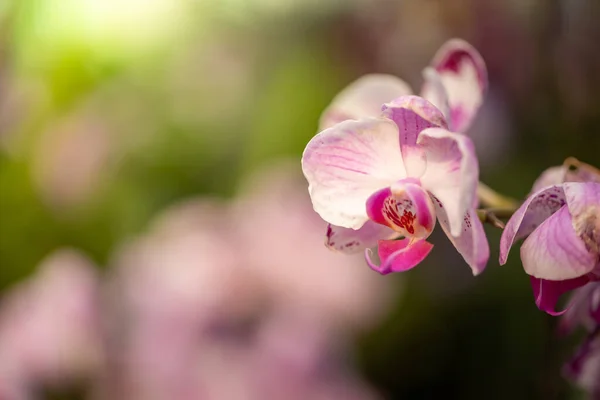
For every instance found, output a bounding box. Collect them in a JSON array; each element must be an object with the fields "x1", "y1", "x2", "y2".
[
  {"x1": 382, "y1": 197, "x2": 417, "y2": 234},
  {"x1": 366, "y1": 179, "x2": 436, "y2": 240}
]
